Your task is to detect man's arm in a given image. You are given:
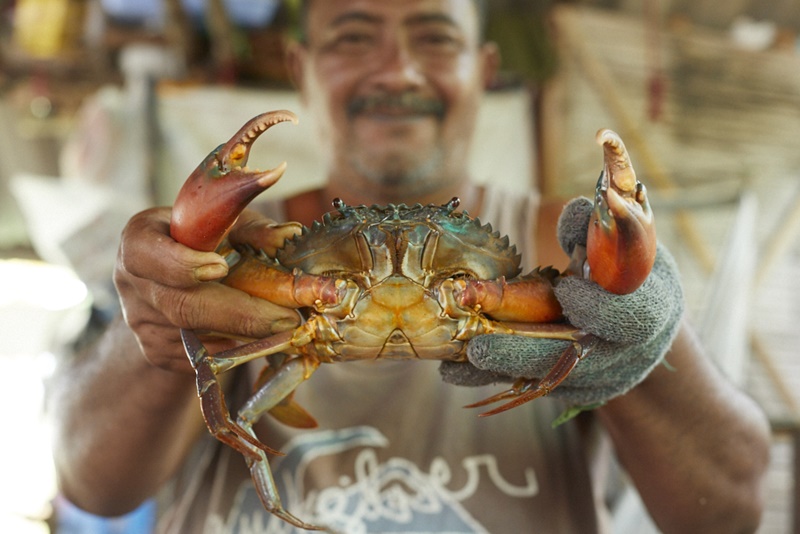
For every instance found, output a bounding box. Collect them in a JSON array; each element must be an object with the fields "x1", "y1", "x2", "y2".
[
  {"x1": 535, "y1": 198, "x2": 770, "y2": 533},
  {"x1": 597, "y1": 322, "x2": 770, "y2": 533},
  {"x1": 50, "y1": 317, "x2": 203, "y2": 515}
]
